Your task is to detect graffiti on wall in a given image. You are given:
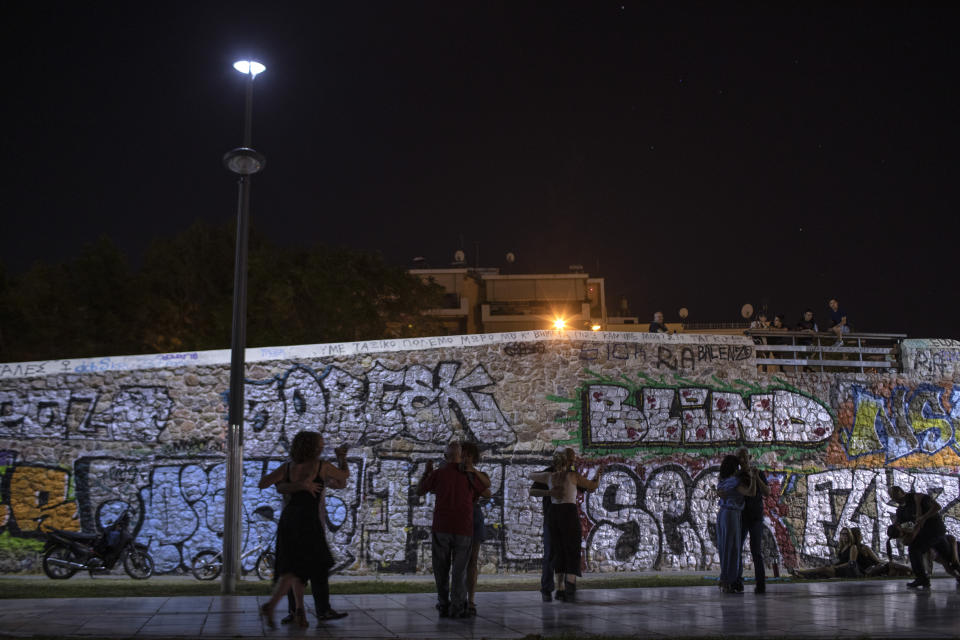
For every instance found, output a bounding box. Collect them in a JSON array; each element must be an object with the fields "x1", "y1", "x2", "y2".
[
  {"x1": 0, "y1": 361, "x2": 514, "y2": 454},
  {"x1": 242, "y1": 362, "x2": 515, "y2": 456},
  {"x1": 0, "y1": 386, "x2": 172, "y2": 441},
  {"x1": 802, "y1": 469, "x2": 960, "y2": 559},
  {"x1": 843, "y1": 384, "x2": 960, "y2": 460},
  {"x1": 0, "y1": 451, "x2": 79, "y2": 535},
  {"x1": 2, "y1": 332, "x2": 960, "y2": 576},
  {"x1": 1, "y1": 448, "x2": 959, "y2": 575},
  {"x1": 551, "y1": 373, "x2": 834, "y2": 450}
]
